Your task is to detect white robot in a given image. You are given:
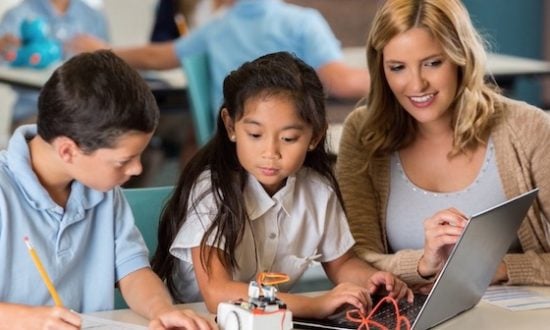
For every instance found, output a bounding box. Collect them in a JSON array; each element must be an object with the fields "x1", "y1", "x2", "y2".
[{"x1": 217, "y1": 273, "x2": 293, "y2": 330}]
